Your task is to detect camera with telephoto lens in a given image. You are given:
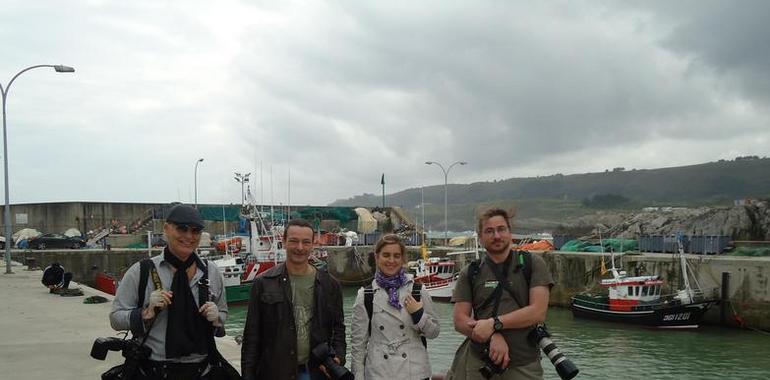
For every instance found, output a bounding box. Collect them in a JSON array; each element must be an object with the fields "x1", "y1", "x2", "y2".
[
  {"x1": 475, "y1": 342, "x2": 506, "y2": 379},
  {"x1": 528, "y1": 324, "x2": 579, "y2": 380},
  {"x1": 91, "y1": 337, "x2": 151, "y2": 380},
  {"x1": 311, "y1": 342, "x2": 353, "y2": 380}
]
